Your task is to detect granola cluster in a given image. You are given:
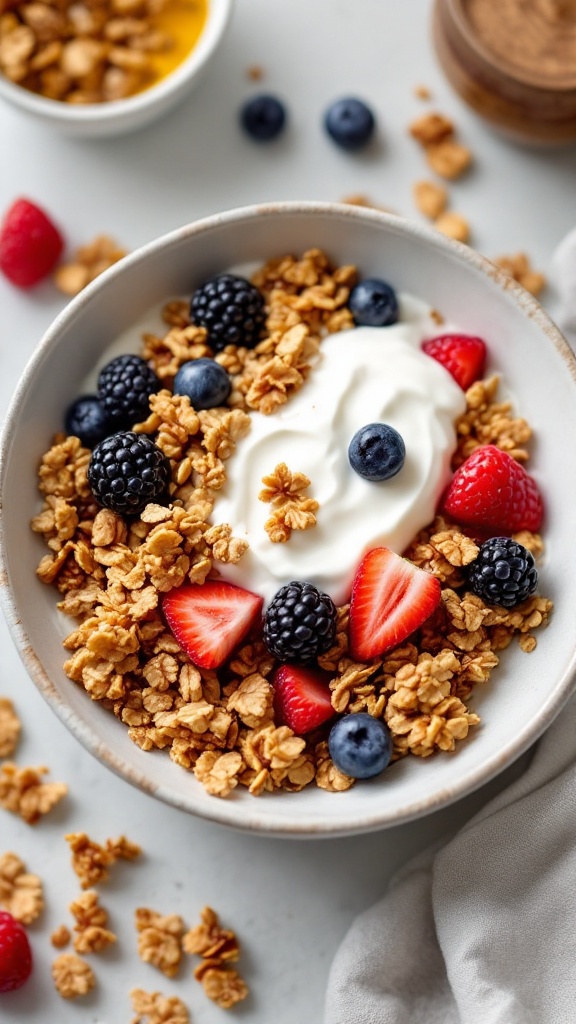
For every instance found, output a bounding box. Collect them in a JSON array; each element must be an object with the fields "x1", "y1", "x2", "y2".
[
  {"x1": 32, "y1": 250, "x2": 551, "y2": 799},
  {"x1": 54, "y1": 234, "x2": 128, "y2": 296},
  {"x1": 0, "y1": 0, "x2": 198, "y2": 104},
  {"x1": 0, "y1": 851, "x2": 44, "y2": 923}
]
